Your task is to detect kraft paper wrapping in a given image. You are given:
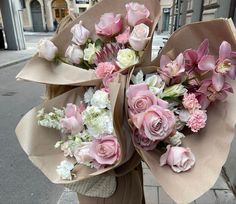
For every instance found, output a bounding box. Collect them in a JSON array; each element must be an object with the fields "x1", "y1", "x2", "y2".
[
  {"x1": 15, "y1": 74, "x2": 135, "y2": 184},
  {"x1": 16, "y1": 0, "x2": 161, "y2": 85},
  {"x1": 128, "y1": 19, "x2": 236, "y2": 203}
]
